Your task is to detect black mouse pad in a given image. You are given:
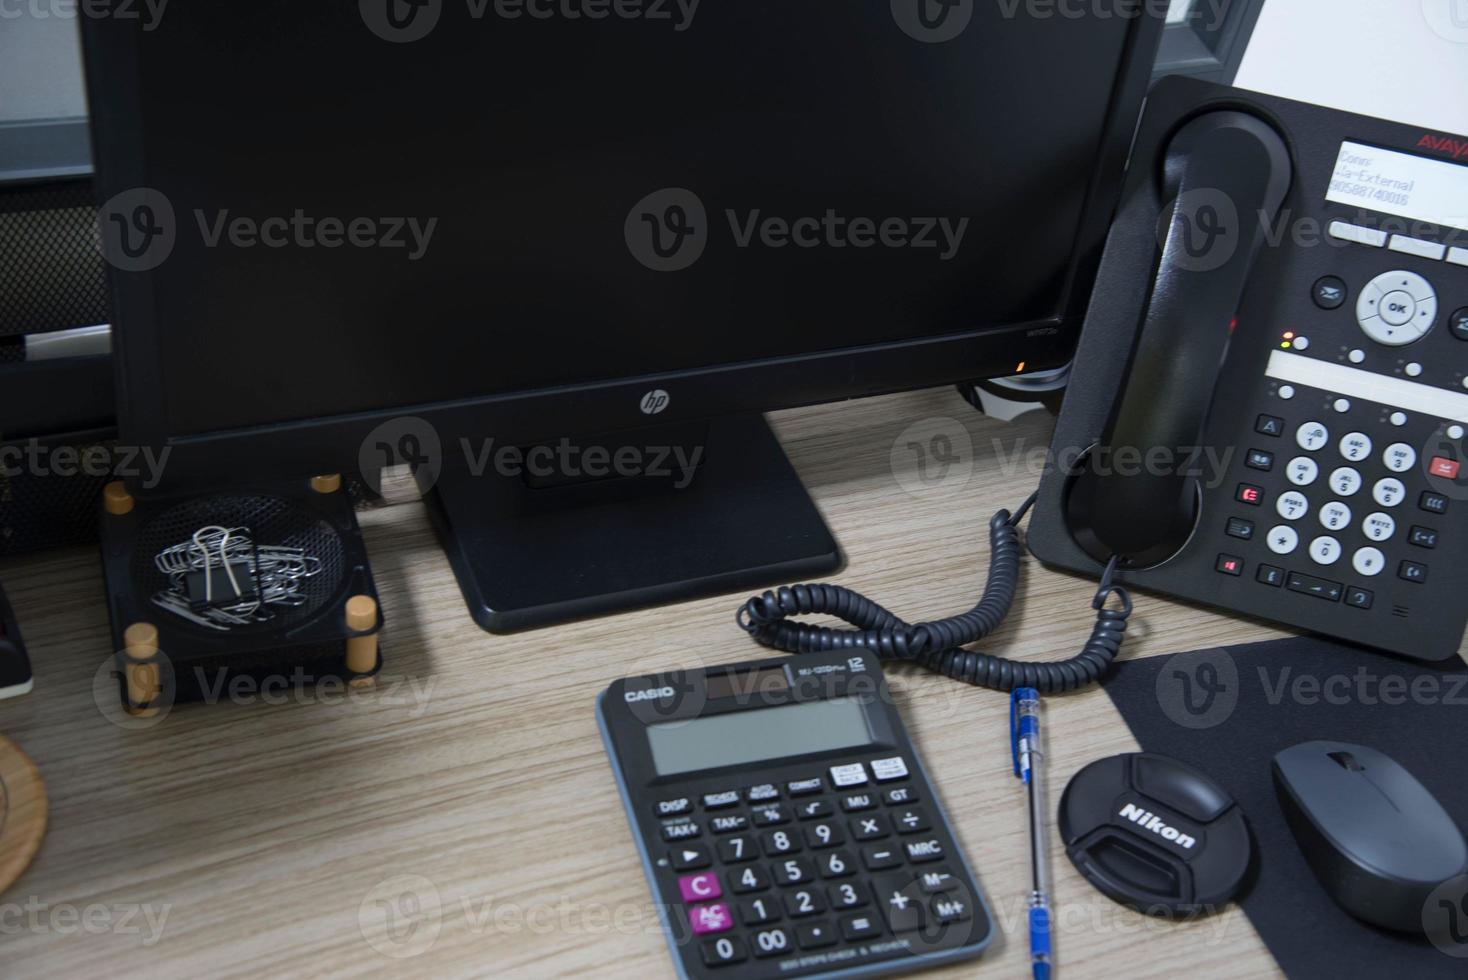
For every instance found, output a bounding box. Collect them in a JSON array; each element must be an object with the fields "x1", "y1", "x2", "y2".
[{"x1": 1101, "y1": 635, "x2": 1468, "y2": 978}]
